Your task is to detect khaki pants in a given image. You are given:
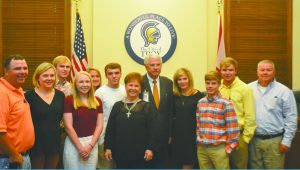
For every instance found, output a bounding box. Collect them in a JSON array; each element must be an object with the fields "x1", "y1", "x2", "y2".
[
  {"x1": 249, "y1": 136, "x2": 285, "y2": 169},
  {"x1": 197, "y1": 143, "x2": 229, "y2": 169},
  {"x1": 97, "y1": 143, "x2": 116, "y2": 169},
  {"x1": 229, "y1": 135, "x2": 249, "y2": 169}
]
